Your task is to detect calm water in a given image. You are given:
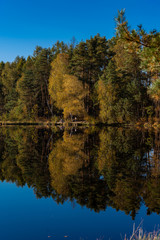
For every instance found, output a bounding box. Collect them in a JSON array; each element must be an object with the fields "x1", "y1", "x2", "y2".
[{"x1": 0, "y1": 126, "x2": 160, "y2": 240}]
